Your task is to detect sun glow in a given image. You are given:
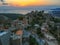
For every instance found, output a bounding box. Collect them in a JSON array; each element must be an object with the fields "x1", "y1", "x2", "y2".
[
  {"x1": 5, "y1": 0, "x2": 60, "y2": 7},
  {"x1": 6, "y1": 0, "x2": 36, "y2": 6}
]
